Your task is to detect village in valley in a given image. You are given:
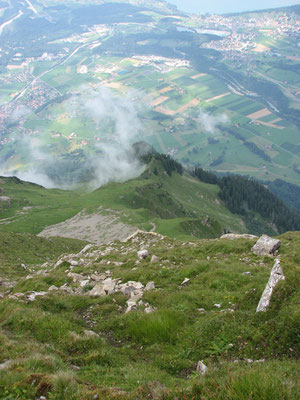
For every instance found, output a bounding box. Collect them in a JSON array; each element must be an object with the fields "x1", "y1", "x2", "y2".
[{"x1": 0, "y1": 0, "x2": 299, "y2": 183}]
